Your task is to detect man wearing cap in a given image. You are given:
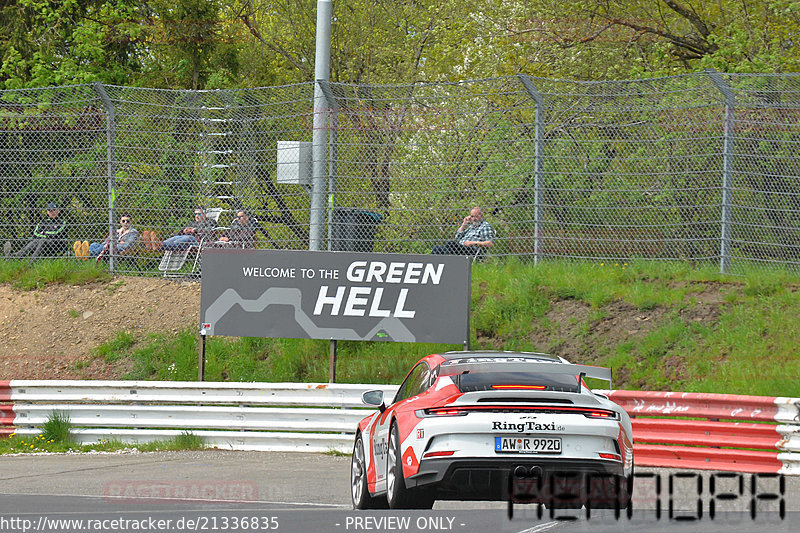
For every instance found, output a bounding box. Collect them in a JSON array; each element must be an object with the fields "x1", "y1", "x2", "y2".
[{"x1": 6, "y1": 202, "x2": 68, "y2": 260}]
